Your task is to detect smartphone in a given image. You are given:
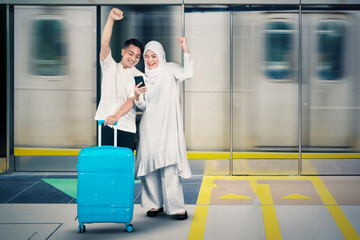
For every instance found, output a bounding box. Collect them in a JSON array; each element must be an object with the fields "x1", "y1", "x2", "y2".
[{"x1": 134, "y1": 76, "x2": 145, "y2": 87}]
